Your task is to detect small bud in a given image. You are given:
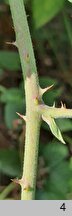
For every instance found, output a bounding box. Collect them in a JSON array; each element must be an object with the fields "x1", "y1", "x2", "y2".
[
  {"x1": 25, "y1": 53, "x2": 29, "y2": 63},
  {"x1": 34, "y1": 97, "x2": 39, "y2": 105}
]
